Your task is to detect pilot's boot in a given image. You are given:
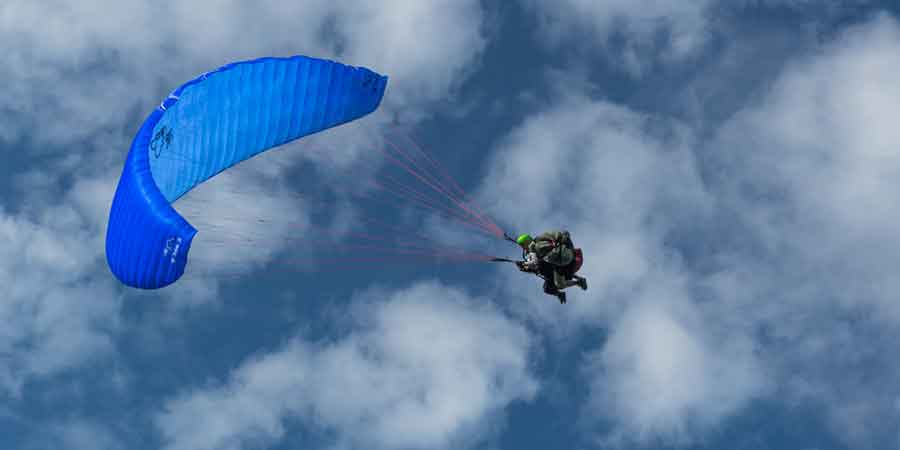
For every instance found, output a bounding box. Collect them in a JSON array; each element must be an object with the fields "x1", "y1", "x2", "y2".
[
  {"x1": 575, "y1": 276, "x2": 587, "y2": 290},
  {"x1": 558, "y1": 277, "x2": 587, "y2": 291}
]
